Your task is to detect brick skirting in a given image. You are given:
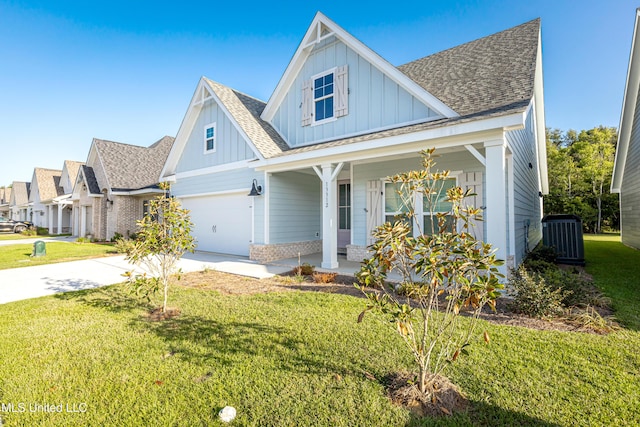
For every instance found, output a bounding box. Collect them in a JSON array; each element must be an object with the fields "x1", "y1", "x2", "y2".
[{"x1": 249, "y1": 240, "x2": 322, "y2": 263}]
